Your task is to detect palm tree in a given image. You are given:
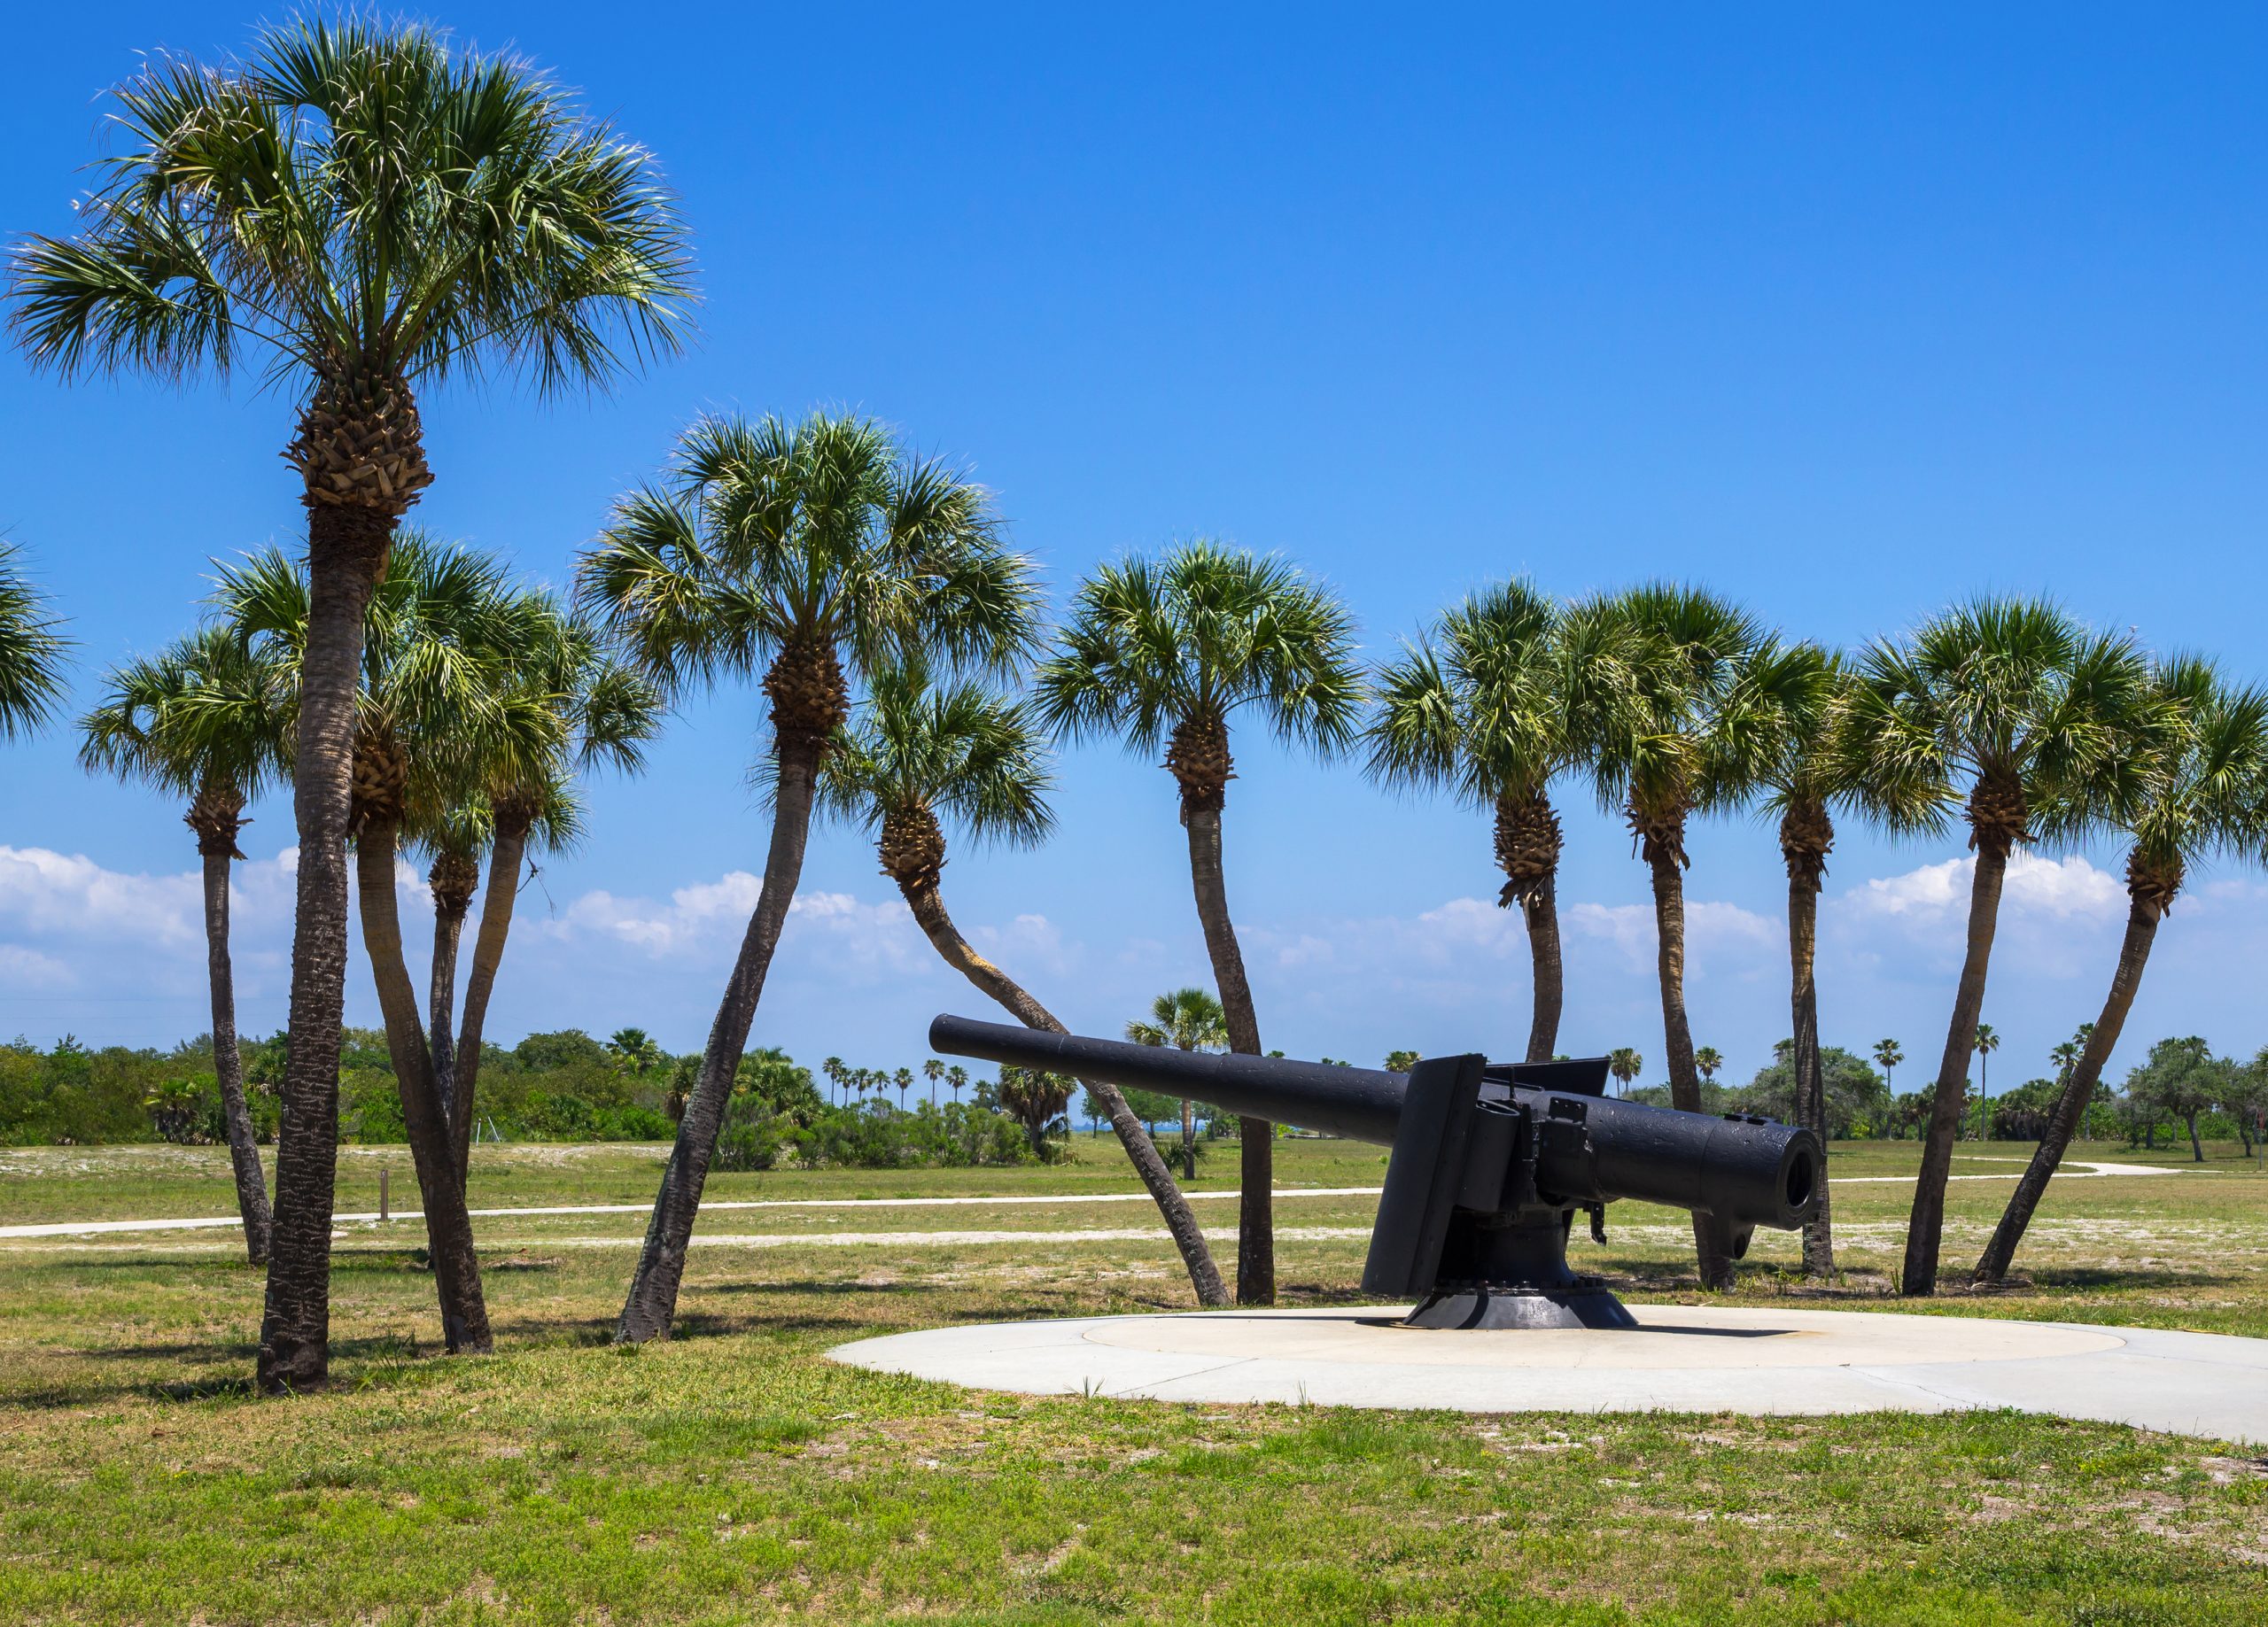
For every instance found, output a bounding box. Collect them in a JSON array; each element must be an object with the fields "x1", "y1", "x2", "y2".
[
  {"x1": 0, "y1": 544, "x2": 70, "y2": 741},
  {"x1": 820, "y1": 665, "x2": 1227, "y2": 1304},
  {"x1": 1364, "y1": 585, "x2": 1640, "y2": 1061},
  {"x1": 1976, "y1": 663, "x2": 2268, "y2": 1284},
  {"x1": 1873, "y1": 1039, "x2": 1903, "y2": 1096},
  {"x1": 1037, "y1": 541, "x2": 1361, "y2": 1305},
  {"x1": 1607, "y1": 1048, "x2": 1643, "y2": 1096},
  {"x1": 922, "y1": 1058, "x2": 945, "y2": 1105},
  {"x1": 1735, "y1": 638, "x2": 1855, "y2": 1276},
  {"x1": 1582, "y1": 584, "x2": 1767, "y2": 1289},
  {"x1": 610, "y1": 1029, "x2": 666, "y2": 1074},
  {"x1": 998, "y1": 1067, "x2": 1074, "y2": 1158},
  {"x1": 1694, "y1": 1047, "x2": 1723, "y2": 1086},
  {"x1": 81, "y1": 625, "x2": 289, "y2": 1263},
  {"x1": 822, "y1": 1057, "x2": 847, "y2": 1105},
  {"x1": 1385, "y1": 1050, "x2": 1420, "y2": 1073},
  {"x1": 893, "y1": 1067, "x2": 913, "y2": 1109},
  {"x1": 1971, "y1": 1023, "x2": 2000, "y2": 1140},
  {"x1": 2050, "y1": 1040, "x2": 2081, "y2": 1088},
  {"x1": 1837, "y1": 599, "x2": 2149, "y2": 1296},
  {"x1": 10, "y1": 19, "x2": 694, "y2": 1391},
  {"x1": 583, "y1": 411, "x2": 1040, "y2": 1344},
  {"x1": 1127, "y1": 988, "x2": 1231, "y2": 1182},
  {"x1": 946, "y1": 1065, "x2": 968, "y2": 1104}
]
